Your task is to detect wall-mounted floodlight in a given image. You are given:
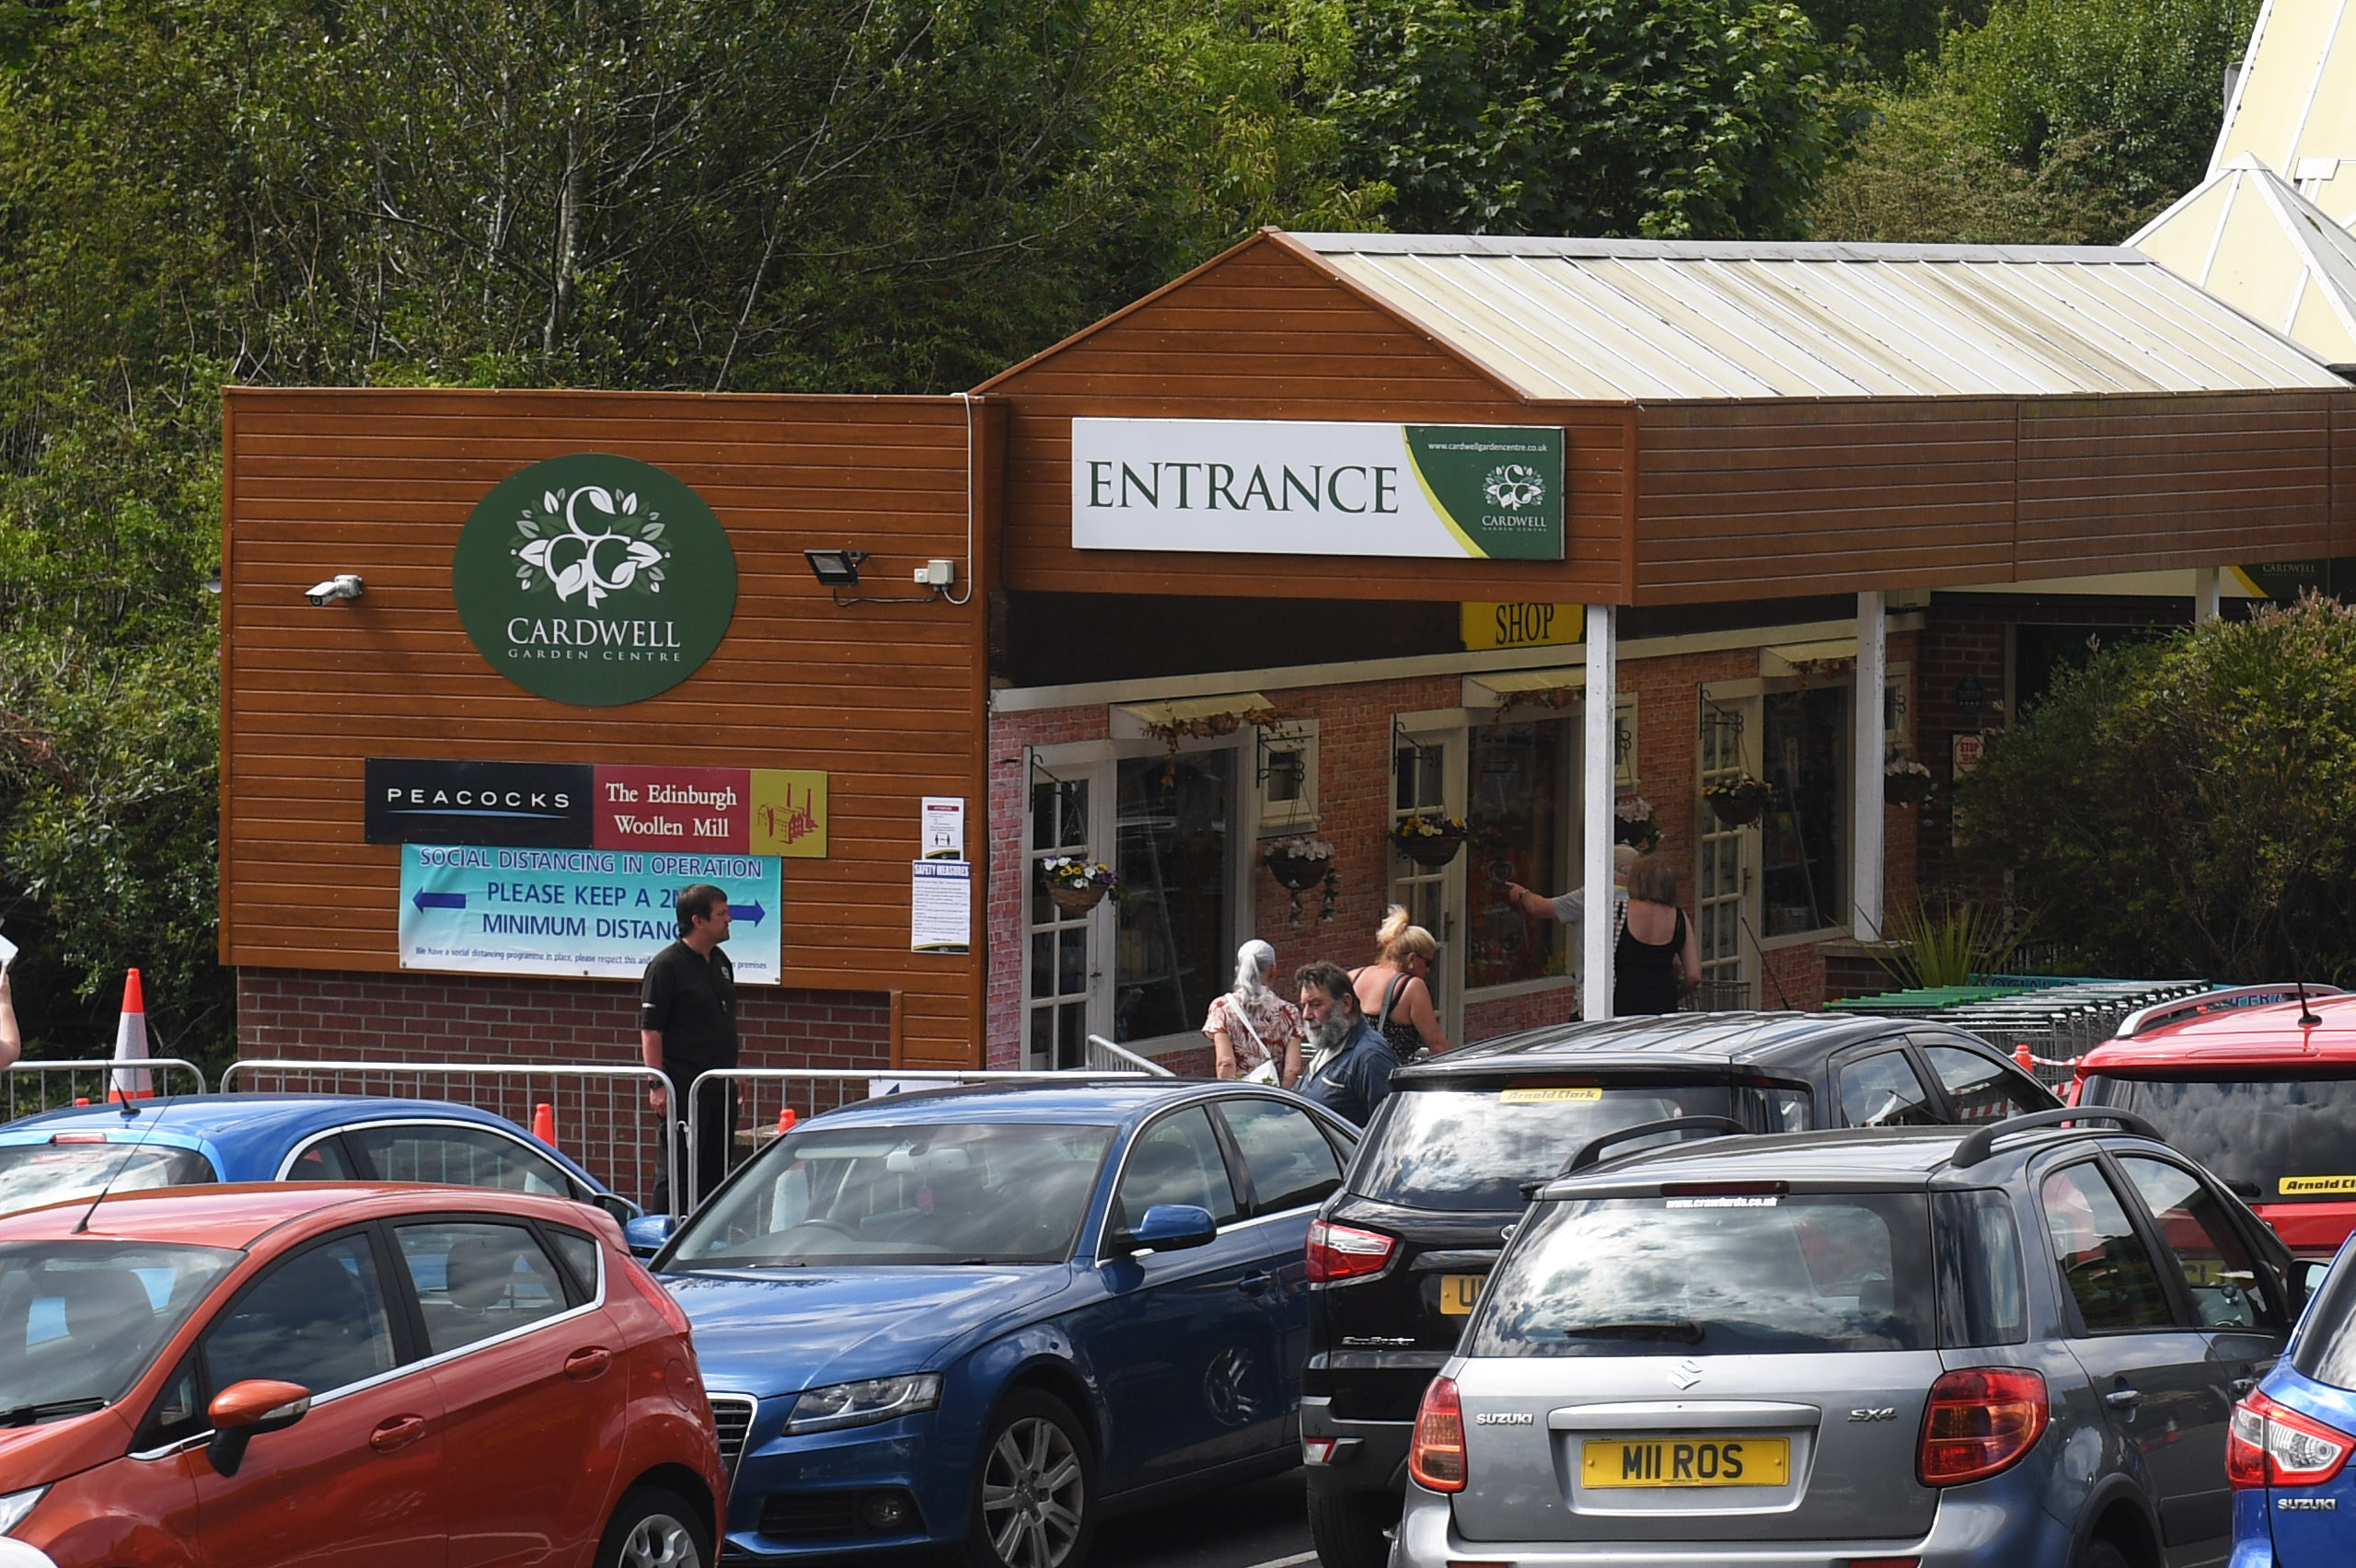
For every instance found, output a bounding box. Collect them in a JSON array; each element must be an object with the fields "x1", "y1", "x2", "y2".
[
  {"x1": 306, "y1": 574, "x2": 365, "y2": 606},
  {"x1": 803, "y1": 549, "x2": 869, "y2": 587}
]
